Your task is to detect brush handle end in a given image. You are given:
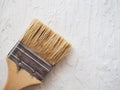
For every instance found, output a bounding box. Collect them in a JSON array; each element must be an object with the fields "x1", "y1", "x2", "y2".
[{"x1": 4, "y1": 58, "x2": 41, "y2": 90}]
